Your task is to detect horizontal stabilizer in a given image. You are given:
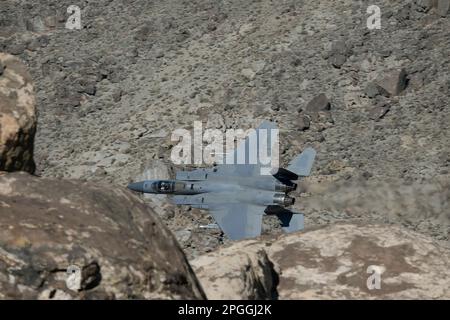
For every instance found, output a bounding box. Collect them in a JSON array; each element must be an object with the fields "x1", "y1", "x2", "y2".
[
  {"x1": 276, "y1": 211, "x2": 304, "y2": 233},
  {"x1": 287, "y1": 147, "x2": 316, "y2": 177}
]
